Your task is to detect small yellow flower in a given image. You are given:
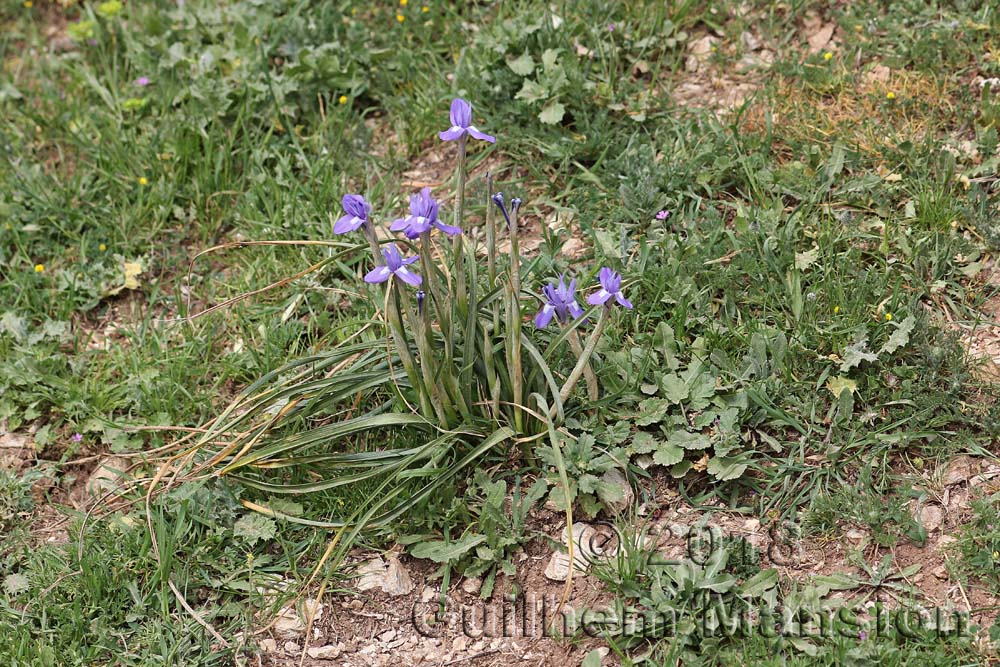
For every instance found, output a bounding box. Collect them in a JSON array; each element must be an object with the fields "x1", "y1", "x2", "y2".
[
  {"x1": 994, "y1": 550, "x2": 999, "y2": 560},
  {"x1": 23, "y1": 0, "x2": 33, "y2": 8},
  {"x1": 422, "y1": 5, "x2": 429, "y2": 11},
  {"x1": 396, "y1": 13, "x2": 405, "y2": 22},
  {"x1": 351, "y1": 7, "x2": 357, "y2": 15},
  {"x1": 885, "y1": 313, "x2": 893, "y2": 321},
  {"x1": 400, "y1": 0, "x2": 408, "y2": 5},
  {"x1": 139, "y1": 177, "x2": 148, "y2": 186},
  {"x1": 34, "y1": 264, "x2": 44, "y2": 273},
  {"x1": 99, "y1": 243, "x2": 107, "y2": 251},
  {"x1": 824, "y1": 52, "x2": 833, "y2": 61},
  {"x1": 833, "y1": 305, "x2": 840, "y2": 314},
  {"x1": 338, "y1": 95, "x2": 348, "y2": 105},
  {"x1": 886, "y1": 91, "x2": 896, "y2": 100}
]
